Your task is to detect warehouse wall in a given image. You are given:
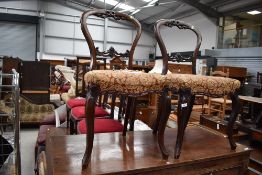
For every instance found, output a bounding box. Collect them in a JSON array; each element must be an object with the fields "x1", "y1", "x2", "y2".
[
  {"x1": 155, "y1": 13, "x2": 217, "y2": 56},
  {"x1": 0, "y1": 1, "x2": 155, "y2": 61}
]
